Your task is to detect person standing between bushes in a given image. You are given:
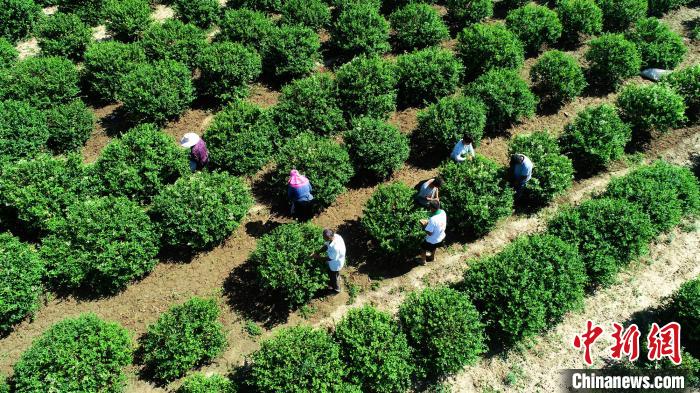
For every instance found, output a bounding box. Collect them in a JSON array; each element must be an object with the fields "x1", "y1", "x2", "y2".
[
  {"x1": 180, "y1": 132, "x2": 209, "y2": 172},
  {"x1": 287, "y1": 169, "x2": 314, "y2": 220},
  {"x1": 510, "y1": 153, "x2": 534, "y2": 200},
  {"x1": 419, "y1": 200, "x2": 446, "y2": 264},
  {"x1": 450, "y1": 135, "x2": 476, "y2": 163},
  {"x1": 323, "y1": 228, "x2": 346, "y2": 293},
  {"x1": 415, "y1": 177, "x2": 443, "y2": 207}
]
